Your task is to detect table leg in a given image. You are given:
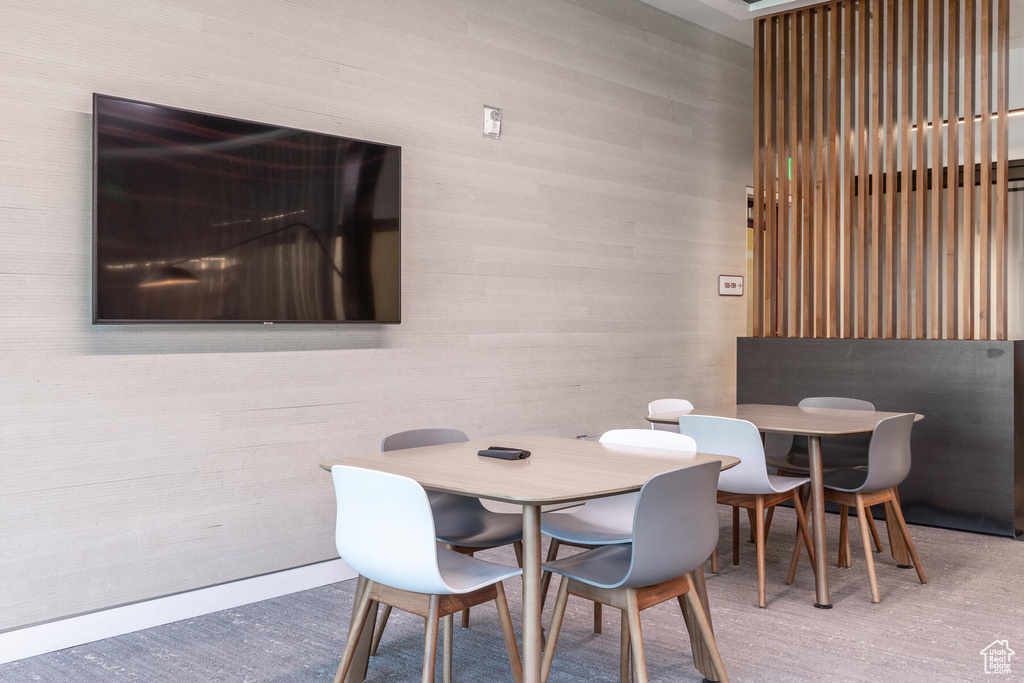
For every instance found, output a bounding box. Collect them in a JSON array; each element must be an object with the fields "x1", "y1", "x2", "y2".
[
  {"x1": 807, "y1": 436, "x2": 831, "y2": 608},
  {"x1": 883, "y1": 492, "x2": 912, "y2": 566},
  {"x1": 342, "y1": 574, "x2": 378, "y2": 682},
  {"x1": 680, "y1": 566, "x2": 722, "y2": 681},
  {"x1": 522, "y1": 504, "x2": 543, "y2": 683}
]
